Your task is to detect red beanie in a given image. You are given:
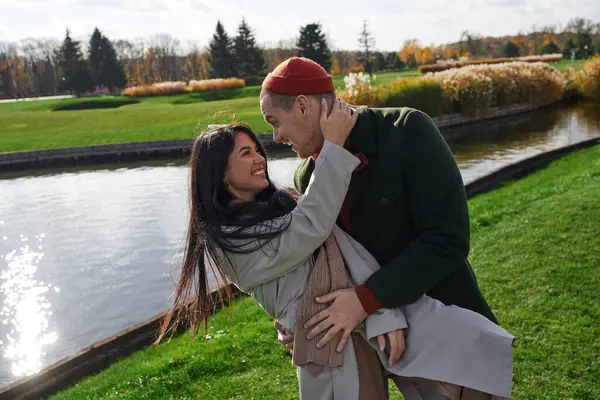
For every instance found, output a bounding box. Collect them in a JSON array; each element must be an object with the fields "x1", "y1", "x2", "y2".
[{"x1": 262, "y1": 57, "x2": 334, "y2": 95}]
